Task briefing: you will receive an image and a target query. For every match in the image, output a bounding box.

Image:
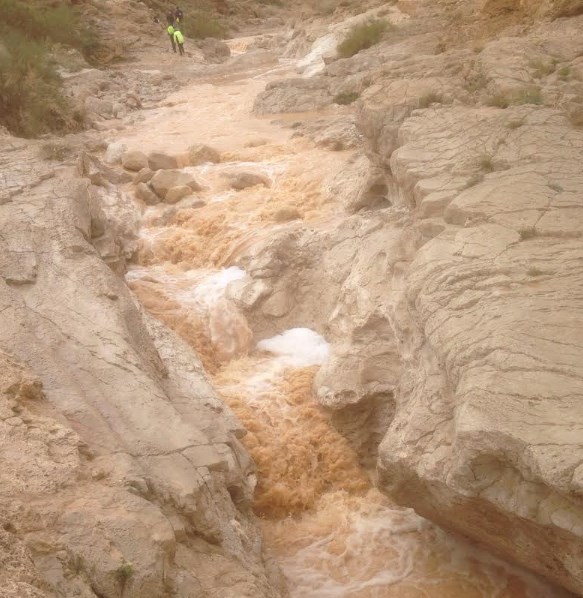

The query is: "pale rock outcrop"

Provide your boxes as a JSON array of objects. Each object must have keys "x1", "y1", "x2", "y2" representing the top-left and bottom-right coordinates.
[
  {"x1": 0, "y1": 141, "x2": 284, "y2": 597},
  {"x1": 103, "y1": 141, "x2": 127, "y2": 165},
  {"x1": 238, "y1": 9, "x2": 583, "y2": 593},
  {"x1": 253, "y1": 78, "x2": 332, "y2": 114}
]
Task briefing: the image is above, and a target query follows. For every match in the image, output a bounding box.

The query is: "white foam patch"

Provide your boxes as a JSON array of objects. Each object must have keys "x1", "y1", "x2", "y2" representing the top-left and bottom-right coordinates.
[
  {"x1": 186, "y1": 266, "x2": 246, "y2": 308},
  {"x1": 257, "y1": 328, "x2": 330, "y2": 367}
]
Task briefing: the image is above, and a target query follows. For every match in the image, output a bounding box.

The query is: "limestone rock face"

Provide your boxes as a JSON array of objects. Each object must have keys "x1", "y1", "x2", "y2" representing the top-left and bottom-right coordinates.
[
  {"x1": 0, "y1": 141, "x2": 283, "y2": 598},
  {"x1": 253, "y1": 78, "x2": 332, "y2": 114},
  {"x1": 238, "y1": 8, "x2": 583, "y2": 594}
]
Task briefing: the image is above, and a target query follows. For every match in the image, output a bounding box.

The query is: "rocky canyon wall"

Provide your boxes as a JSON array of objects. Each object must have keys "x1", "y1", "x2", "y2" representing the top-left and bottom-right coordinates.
[
  {"x1": 235, "y1": 1, "x2": 583, "y2": 593},
  {"x1": 0, "y1": 134, "x2": 284, "y2": 597}
]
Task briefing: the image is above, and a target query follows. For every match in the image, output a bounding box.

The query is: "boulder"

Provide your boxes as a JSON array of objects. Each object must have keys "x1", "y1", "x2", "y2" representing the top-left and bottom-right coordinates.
[
  {"x1": 77, "y1": 152, "x2": 132, "y2": 187},
  {"x1": 148, "y1": 152, "x2": 179, "y2": 171},
  {"x1": 122, "y1": 150, "x2": 149, "y2": 172},
  {"x1": 134, "y1": 167, "x2": 154, "y2": 184},
  {"x1": 150, "y1": 169, "x2": 201, "y2": 198},
  {"x1": 188, "y1": 143, "x2": 221, "y2": 166},
  {"x1": 103, "y1": 141, "x2": 126, "y2": 165},
  {"x1": 135, "y1": 182, "x2": 160, "y2": 205},
  {"x1": 228, "y1": 172, "x2": 270, "y2": 190},
  {"x1": 85, "y1": 96, "x2": 113, "y2": 118},
  {"x1": 273, "y1": 206, "x2": 301, "y2": 222},
  {"x1": 199, "y1": 38, "x2": 231, "y2": 63},
  {"x1": 165, "y1": 185, "x2": 193, "y2": 204}
]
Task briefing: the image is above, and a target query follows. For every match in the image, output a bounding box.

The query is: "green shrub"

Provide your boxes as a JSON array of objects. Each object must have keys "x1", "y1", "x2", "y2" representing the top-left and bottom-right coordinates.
[
  {"x1": 182, "y1": 11, "x2": 225, "y2": 39},
  {"x1": 559, "y1": 65, "x2": 571, "y2": 80},
  {"x1": 334, "y1": 91, "x2": 360, "y2": 105},
  {"x1": 0, "y1": 32, "x2": 74, "y2": 137},
  {"x1": 507, "y1": 117, "x2": 525, "y2": 129},
  {"x1": 515, "y1": 87, "x2": 543, "y2": 105},
  {"x1": 0, "y1": 0, "x2": 98, "y2": 59},
  {"x1": 529, "y1": 58, "x2": 555, "y2": 79},
  {"x1": 0, "y1": 0, "x2": 98, "y2": 136},
  {"x1": 338, "y1": 19, "x2": 388, "y2": 58},
  {"x1": 486, "y1": 87, "x2": 543, "y2": 109},
  {"x1": 478, "y1": 154, "x2": 495, "y2": 172},
  {"x1": 486, "y1": 93, "x2": 511, "y2": 108}
]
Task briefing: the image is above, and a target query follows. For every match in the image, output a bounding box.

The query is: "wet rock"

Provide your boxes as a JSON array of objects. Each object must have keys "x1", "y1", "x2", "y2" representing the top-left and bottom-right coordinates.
[
  {"x1": 77, "y1": 152, "x2": 132, "y2": 187},
  {"x1": 122, "y1": 150, "x2": 149, "y2": 171},
  {"x1": 85, "y1": 96, "x2": 113, "y2": 118},
  {"x1": 165, "y1": 185, "x2": 193, "y2": 204},
  {"x1": 148, "y1": 151, "x2": 179, "y2": 171},
  {"x1": 188, "y1": 143, "x2": 221, "y2": 166},
  {"x1": 103, "y1": 141, "x2": 126, "y2": 165},
  {"x1": 273, "y1": 206, "x2": 301, "y2": 222},
  {"x1": 135, "y1": 182, "x2": 160, "y2": 205},
  {"x1": 199, "y1": 38, "x2": 231, "y2": 63},
  {"x1": 228, "y1": 171, "x2": 271, "y2": 190},
  {"x1": 150, "y1": 169, "x2": 201, "y2": 199},
  {"x1": 134, "y1": 167, "x2": 154, "y2": 184}
]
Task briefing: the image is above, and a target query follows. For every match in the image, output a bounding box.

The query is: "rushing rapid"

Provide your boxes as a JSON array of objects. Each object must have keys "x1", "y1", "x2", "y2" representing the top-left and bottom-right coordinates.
[{"x1": 122, "y1": 39, "x2": 569, "y2": 598}]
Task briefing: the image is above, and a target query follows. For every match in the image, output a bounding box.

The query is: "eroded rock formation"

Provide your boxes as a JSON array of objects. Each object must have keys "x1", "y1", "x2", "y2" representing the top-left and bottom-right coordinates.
[{"x1": 0, "y1": 139, "x2": 284, "y2": 597}]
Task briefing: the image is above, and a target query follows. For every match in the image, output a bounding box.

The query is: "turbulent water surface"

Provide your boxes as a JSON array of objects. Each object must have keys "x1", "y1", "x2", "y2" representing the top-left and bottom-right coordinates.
[{"x1": 122, "y1": 39, "x2": 567, "y2": 598}]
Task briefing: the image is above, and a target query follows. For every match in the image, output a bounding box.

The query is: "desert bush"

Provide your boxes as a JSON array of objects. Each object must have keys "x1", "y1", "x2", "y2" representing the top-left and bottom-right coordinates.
[
  {"x1": 182, "y1": 11, "x2": 225, "y2": 38},
  {"x1": 334, "y1": 91, "x2": 360, "y2": 105},
  {"x1": 559, "y1": 65, "x2": 571, "y2": 80},
  {"x1": 338, "y1": 19, "x2": 388, "y2": 58},
  {"x1": 486, "y1": 87, "x2": 543, "y2": 109},
  {"x1": 529, "y1": 57, "x2": 555, "y2": 79},
  {"x1": 0, "y1": 0, "x2": 98, "y2": 136},
  {"x1": 0, "y1": 32, "x2": 73, "y2": 137},
  {"x1": 0, "y1": 0, "x2": 98, "y2": 59}
]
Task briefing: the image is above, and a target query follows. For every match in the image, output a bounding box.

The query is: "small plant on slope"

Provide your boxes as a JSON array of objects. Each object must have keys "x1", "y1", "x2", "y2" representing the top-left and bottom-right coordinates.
[{"x1": 338, "y1": 19, "x2": 388, "y2": 58}]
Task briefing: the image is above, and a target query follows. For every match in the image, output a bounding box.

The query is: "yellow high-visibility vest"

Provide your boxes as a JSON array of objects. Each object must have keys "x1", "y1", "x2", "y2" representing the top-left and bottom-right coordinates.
[
  {"x1": 173, "y1": 30, "x2": 184, "y2": 44},
  {"x1": 167, "y1": 25, "x2": 175, "y2": 35}
]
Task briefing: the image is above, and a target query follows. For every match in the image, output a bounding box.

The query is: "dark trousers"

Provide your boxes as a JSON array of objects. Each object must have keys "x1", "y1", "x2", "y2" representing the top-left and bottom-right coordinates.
[
  {"x1": 169, "y1": 34, "x2": 176, "y2": 53},
  {"x1": 177, "y1": 42, "x2": 184, "y2": 56}
]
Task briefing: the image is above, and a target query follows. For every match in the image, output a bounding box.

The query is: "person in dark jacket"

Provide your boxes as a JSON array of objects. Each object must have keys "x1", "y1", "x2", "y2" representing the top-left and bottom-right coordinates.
[{"x1": 174, "y1": 5, "x2": 184, "y2": 29}]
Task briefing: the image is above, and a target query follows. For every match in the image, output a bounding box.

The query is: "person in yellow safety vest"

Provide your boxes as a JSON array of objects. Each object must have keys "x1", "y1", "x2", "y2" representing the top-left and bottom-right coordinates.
[
  {"x1": 173, "y1": 28, "x2": 185, "y2": 56},
  {"x1": 167, "y1": 23, "x2": 177, "y2": 53}
]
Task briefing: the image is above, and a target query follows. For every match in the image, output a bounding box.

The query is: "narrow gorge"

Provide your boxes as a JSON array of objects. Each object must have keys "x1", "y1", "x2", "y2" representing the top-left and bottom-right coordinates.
[{"x1": 1, "y1": 0, "x2": 582, "y2": 597}]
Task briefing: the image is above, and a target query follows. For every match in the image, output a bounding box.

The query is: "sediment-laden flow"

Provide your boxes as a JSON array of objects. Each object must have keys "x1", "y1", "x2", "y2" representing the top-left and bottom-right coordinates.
[{"x1": 122, "y1": 57, "x2": 568, "y2": 597}]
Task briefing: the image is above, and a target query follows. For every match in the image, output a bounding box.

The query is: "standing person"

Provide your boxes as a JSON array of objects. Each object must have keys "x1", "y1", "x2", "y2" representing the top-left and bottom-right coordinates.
[
  {"x1": 174, "y1": 5, "x2": 184, "y2": 29},
  {"x1": 167, "y1": 21, "x2": 177, "y2": 53},
  {"x1": 173, "y1": 28, "x2": 185, "y2": 56}
]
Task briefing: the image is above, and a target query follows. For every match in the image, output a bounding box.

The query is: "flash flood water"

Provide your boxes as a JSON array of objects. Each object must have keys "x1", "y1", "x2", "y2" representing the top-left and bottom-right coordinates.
[{"x1": 120, "y1": 36, "x2": 568, "y2": 598}]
